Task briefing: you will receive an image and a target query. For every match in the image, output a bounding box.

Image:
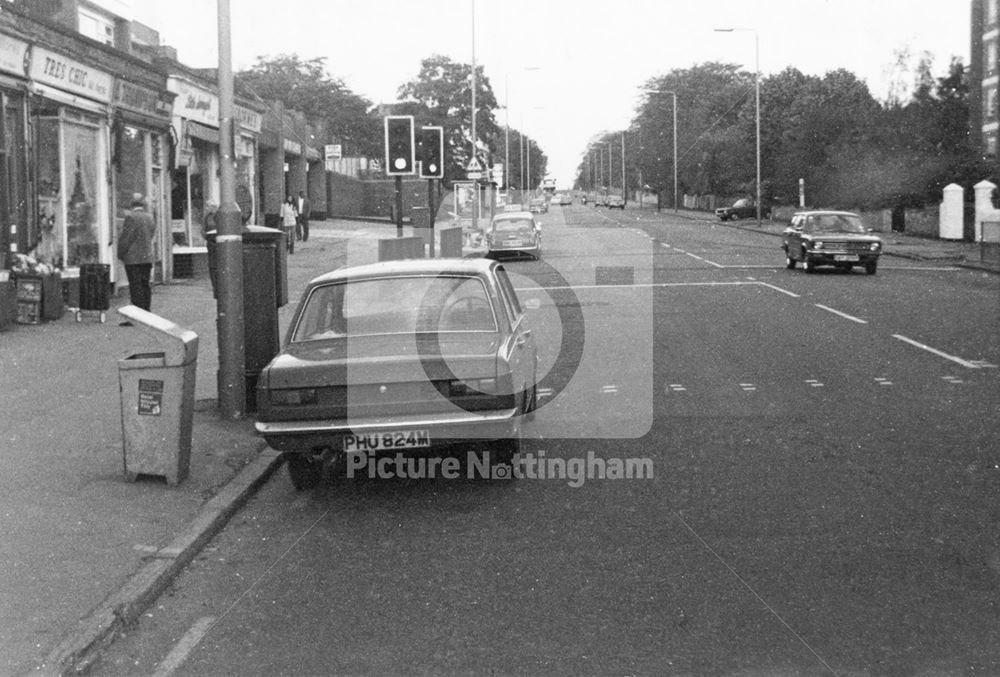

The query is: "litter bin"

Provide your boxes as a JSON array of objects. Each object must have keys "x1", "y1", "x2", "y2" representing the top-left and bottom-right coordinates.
[{"x1": 116, "y1": 305, "x2": 198, "y2": 485}]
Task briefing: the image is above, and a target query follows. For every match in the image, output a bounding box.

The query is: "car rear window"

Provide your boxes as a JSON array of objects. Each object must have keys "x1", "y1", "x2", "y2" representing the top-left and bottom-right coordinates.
[
  {"x1": 493, "y1": 219, "x2": 534, "y2": 232},
  {"x1": 292, "y1": 275, "x2": 498, "y2": 341}
]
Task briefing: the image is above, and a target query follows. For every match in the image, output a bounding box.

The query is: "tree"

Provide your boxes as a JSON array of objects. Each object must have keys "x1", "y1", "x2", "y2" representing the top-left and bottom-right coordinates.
[{"x1": 235, "y1": 55, "x2": 381, "y2": 157}]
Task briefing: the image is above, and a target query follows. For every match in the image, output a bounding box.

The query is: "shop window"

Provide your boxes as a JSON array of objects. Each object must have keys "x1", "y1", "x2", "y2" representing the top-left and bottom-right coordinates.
[
  {"x1": 986, "y1": 38, "x2": 998, "y2": 78},
  {"x1": 34, "y1": 118, "x2": 63, "y2": 266},
  {"x1": 64, "y1": 123, "x2": 100, "y2": 266},
  {"x1": 116, "y1": 126, "x2": 146, "y2": 218},
  {"x1": 986, "y1": 86, "x2": 999, "y2": 123}
]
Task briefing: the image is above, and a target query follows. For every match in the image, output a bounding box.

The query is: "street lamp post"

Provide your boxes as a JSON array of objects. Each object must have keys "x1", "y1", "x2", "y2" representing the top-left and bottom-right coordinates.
[
  {"x1": 715, "y1": 27, "x2": 761, "y2": 225},
  {"x1": 644, "y1": 89, "x2": 678, "y2": 212}
]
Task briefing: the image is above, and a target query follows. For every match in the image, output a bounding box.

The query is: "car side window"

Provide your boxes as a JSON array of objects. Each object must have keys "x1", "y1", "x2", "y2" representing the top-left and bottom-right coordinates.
[{"x1": 495, "y1": 266, "x2": 522, "y2": 324}]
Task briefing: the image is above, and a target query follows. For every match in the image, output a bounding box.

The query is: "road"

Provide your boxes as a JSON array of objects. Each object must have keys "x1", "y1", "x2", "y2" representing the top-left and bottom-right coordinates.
[{"x1": 91, "y1": 203, "x2": 1000, "y2": 676}]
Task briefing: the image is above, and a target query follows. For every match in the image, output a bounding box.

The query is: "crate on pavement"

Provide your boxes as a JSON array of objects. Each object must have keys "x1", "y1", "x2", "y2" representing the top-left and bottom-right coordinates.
[
  {"x1": 76, "y1": 263, "x2": 110, "y2": 323},
  {"x1": 13, "y1": 272, "x2": 62, "y2": 324}
]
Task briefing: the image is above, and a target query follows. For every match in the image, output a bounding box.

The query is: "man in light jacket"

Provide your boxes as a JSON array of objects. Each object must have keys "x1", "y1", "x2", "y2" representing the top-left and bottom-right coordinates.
[{"x1": 117, "y1": 193, "x2": 156, "y2": 320}]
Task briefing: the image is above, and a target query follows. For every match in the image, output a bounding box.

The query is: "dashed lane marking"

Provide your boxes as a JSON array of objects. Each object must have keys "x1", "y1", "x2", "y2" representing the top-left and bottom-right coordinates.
[
  {"x1": 814, "y1": 303, "x2": 868, "y2": 324},
  {"x1": 601, "y1": 384, "x2": 619, "y2": 394},
  {"x1": 874, "y1": 377, "x2": 894, "y2": 386},
  {"x1": 739, "y1": 383, "x2": 757, "y2": 392},
  {"x1": 969, "y1": 359, "x2": 999, "y2": 368},
  {"x1": 537, "y1": 388, "x2": 555, "y2": 399},
  {"x1": 152, "y1": 616, "x2": 217, "y2": 677},
  {"x1": 805, "y1": 379, "x2": 825, "y2": 387},
  {"x1": 665, "y1": 384, "x2": 687, "y2": 393},
  {"x1": 756, "y1": 282, "x2": 801, "y2": 298},
  {"x1": 942, "y1": 375, "x2": 965, "y2": 384}
]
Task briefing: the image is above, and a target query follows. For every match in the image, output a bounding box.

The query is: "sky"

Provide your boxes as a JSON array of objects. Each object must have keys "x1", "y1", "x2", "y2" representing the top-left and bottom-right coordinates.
[{"x1": 118, "y1": 0, "x2": 970, "y2": 188}]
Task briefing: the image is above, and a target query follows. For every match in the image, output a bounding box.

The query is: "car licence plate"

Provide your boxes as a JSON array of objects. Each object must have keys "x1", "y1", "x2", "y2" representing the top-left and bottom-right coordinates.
[
  {"x1": 834, "y1": 255, "x2": 859, "y2": 262},
  {"x1": 343, "y1": 430, "x2": 431, "y2": 452},
  {"x1": 504, "y1": 240, "x2": 522, "y2": 247}
]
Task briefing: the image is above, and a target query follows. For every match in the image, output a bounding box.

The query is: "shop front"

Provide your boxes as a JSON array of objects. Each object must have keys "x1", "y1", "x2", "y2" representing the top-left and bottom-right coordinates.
[
  {"x1": 28, "y1": 45, "x2": 113, "y2": 276},
  {"x1": 0, "y1": 33, "x2": 30, "y2": 269},
  {"x1": 112, "y1": 79, "x2": 174, "y2": 283}
]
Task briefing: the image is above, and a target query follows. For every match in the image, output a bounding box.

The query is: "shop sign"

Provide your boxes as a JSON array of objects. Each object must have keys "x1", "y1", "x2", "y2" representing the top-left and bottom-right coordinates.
[
  {"x1": 114, "y1": 79, "x2": 173, "y2": 122},
  {"x1": 0, "y1": 34, "x2": 29, "y2": 77},
  {"x1": 29, "y1": 46, "x2": 112, "y2": 103},
  {"x1": 325, "y1": 144, "x2": 342, "y2": 160},
  {"x1": 234, "y1": 105, "x2": 262, "y2": 133},
  {"x1": 283, "y1": 138, "x2": 302, "y2": 155},
  {"x1": 167, "y1": 76, "x2": 218, "y2": 127}
]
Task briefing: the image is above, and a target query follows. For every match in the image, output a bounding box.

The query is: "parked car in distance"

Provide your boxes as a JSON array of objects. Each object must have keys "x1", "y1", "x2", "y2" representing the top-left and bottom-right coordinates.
[
  {"x1": 606, "y1": 195, "x2": 625, "y2": 209},
  {"x1": 715, "y1": 198, "x2": 769, "y2": 221},
  {"x1": 255, "y1": 259, "x2": 538, "y2": 489},
  {"x1": 593, "y1": 194, "x2": 607, "y2": 207},
  {"x1": 782, "y1": 210, "x2": 883, "y2": 274},
  {"x1": 529, "y1": 197, "x2": 548, "y2": 214},
  {"x1": 558, "y1": 193, "x2": 572, "y2": 206},
  {"x1": 486, "y1": 211, "x2": 541, "y2": 260}
]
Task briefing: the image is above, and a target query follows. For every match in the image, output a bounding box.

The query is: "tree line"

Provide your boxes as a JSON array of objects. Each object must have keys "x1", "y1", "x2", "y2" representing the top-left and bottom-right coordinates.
[
  {"x1": 581, "y1": 56, "x2": 995, "y2": 210},
  {"x1": 234, "y1": 54, "x2": 547, "y2": 189}
]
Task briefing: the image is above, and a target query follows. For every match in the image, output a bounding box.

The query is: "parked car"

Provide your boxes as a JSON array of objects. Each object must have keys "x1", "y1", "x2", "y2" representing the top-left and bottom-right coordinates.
[
  {"x1": 529, "y1": 197, "x2": 548, "y2": 214},
  {"x1": 255, "y1": 259, "x2": 538, "y2": 489},
  {"x1": 594, "y1": 195, "x2": 607, "y2": 207},
  {"x1": 486, "y1": 211, "x2": 541, "y2": 260},
  {"x1": 606, "y1": 195, "x2": 625, "y2": 209},
  {"x1": 782, "y1": 211, "x2": 883, "y2": 274},
  {"x1": 558, "y1": 193, "x2": 572, "y2": 206},
  {"x1": 715, "y1": 198, "x2": 770, "y2": 221}
]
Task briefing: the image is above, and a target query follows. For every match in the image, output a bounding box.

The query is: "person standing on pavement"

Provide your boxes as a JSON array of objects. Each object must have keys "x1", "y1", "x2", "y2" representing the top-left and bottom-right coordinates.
[
  {"x1": 117, "y1": 193, "x2": 156, "y2": 322},
  {"x1": 280, "y1": 194, "x2": 298, "y2": 254},
  {"x1": 296, "y1": 190, "x2": 311, "y2": 242}
]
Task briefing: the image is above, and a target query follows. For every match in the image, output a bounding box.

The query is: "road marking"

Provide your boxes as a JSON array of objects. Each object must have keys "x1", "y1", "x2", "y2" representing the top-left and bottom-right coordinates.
[
  {"x1": 152, "y1": 616, "x2": 217, "y2": 677},
  {"x1": 602, "y1": 384, "x2": 619, "y2": 394},
  {"x1": 537, "y1": 387, "x2": 555, "y2": 398},
  {"x1": 814, "y1": 304, "x2": 868, "y2": 324},
  {"x1": 942, "y1": 375, "x2": 965, "y2": 384},
  {"x1": 874, "y1": 377, "x2": 894, "y2": 386},
  {"x1": 892, "y1": 334, "x2": 983, "y2": 369},
  {"x1": 805, "y1": 379, "x2": 825, "y2": 387},
  {"x1": 755, "y1": 282, "x2": 801, "y2": 298},
  {"x1": 682, "y1": 252, "x2": 725, "y2": 268},
  {"x1": 665, "y1": 384, "x2": 687, "y2": 392},
  {"x1": 739, "y1": 382, "x2": 757, "y2": 392},
  {"x1": 969, "y1": 359, "x2": 999, "y2": 368}
]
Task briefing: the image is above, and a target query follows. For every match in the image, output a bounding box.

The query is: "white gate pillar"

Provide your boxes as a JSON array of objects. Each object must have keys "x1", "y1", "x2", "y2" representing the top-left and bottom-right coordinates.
[
  {"x1": 974, "y1": 180, "x2": 999, "y2": 242},
  {"x1": 939, "y1": 183, "x2": 964, "y2": 240}
]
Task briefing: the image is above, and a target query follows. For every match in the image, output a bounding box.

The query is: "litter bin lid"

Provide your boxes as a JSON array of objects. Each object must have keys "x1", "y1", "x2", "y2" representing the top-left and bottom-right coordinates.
[
  {"x1": 116, "y1": 305, "x2": 199, "y2": 366},
  {"x1": 242, "y1": 225, "x2": 283, "y2": 243}
]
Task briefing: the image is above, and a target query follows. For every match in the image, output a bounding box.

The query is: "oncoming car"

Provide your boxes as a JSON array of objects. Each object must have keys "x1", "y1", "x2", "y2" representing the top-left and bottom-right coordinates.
[
  {"x1": 254, "y1": 259, "x2": 539, "y2": 489},
  {"x1": 486, "y1": 211, "x2": 541, "y2": 260},
  {"x1": 782, "y1": 210, "x2": 883, "y2": 274}
]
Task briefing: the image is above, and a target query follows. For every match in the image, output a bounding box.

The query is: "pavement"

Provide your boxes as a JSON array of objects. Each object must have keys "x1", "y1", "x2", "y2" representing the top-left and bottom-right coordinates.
[{"x1": 0, "y1": 208, "x2": 994, "y2": 676}]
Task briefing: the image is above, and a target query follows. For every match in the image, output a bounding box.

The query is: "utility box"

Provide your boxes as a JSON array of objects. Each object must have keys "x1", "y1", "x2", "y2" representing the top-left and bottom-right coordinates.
[{"x1": 117, "y1": 306, "x2": 199, "y2": 486}]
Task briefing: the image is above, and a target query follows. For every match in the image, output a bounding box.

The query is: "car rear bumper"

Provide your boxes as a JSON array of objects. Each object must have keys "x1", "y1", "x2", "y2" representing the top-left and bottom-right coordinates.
[
  {"x1": 804, "y1": 252, "x2": 880, "y2": 264},
  {"x1": 256, "y1": 408, "x2": 520, "y2": 452}
]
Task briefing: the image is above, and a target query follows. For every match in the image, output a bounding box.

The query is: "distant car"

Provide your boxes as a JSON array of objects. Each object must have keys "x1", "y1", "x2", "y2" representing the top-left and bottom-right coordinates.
[
  {"x1": 593, "y1": 195, "x2": 607, "y2": 207},
  {"x1": 558, "y1": 193, "x2": 572, "y2": 206},
  {"x1": 606, "y1": 195, "x2": 625, "y2": 209},
  {"x1": 529, "y1": 198, "x2": 547, "y2": 214},
  {"x1": 486, "y1": 211, "x2": 541, "y2": 260},
  {"x1": 782, "y1": 211, "x2": 883, "y2": 274},
  {"x1": 255, "y1": 258, "x2": 538, "y2": 489},
  {"x1": 715, "y1": 198, "x2": 769, "y2": 221}
]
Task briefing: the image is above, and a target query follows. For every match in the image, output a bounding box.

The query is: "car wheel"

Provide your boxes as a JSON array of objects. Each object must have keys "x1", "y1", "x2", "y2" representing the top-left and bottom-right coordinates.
[
  {"x1": 729, "y1": 212, "x2": 739, "y2": 221},
  {"x1": 286, "y1": 454, "x2": 323, "y2": 490},
  {"x1": 802, "y1": 258, "x2": 815, "y2": 274},
  {"x1": 865, "y1": 261, "x2": 878, "y2": 275},
  {"x1": 785, "y1": 255, "x2": 796, "y2": 269}
]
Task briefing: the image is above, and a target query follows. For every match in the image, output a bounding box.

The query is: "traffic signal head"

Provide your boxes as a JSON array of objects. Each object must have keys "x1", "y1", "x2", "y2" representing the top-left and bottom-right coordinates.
[
  {"x1": 418, "y1": 126, "x2": 444, "y2": 179},
  {"x1": 384, "y1": 116, "x2": 415, "y2": 175}
]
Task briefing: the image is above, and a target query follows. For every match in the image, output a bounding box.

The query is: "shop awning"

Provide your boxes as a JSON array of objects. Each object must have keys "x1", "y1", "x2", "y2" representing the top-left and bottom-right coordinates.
[{"x1": 185, "y1": 120, "x2": 218, "y2": 144}]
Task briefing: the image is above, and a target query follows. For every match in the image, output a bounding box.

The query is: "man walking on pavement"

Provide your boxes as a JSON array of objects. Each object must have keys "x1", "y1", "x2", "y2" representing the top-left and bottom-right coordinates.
[
  {"x1": 296, "y1": 190, "x2": 310, "y2": 242},
  {"x1": 117, "y1": 193, "x2": 156, "y2": 324}
]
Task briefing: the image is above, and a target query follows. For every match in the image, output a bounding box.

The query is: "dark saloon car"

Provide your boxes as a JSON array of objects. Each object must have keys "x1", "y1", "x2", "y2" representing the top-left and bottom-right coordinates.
[
  {"x1": 782, "y1": 211, "x2": 883, "y2": 274},
  {"x1": 715, "y1": 198, "x2": 769, "y2": 221},
  {"x1": 606, "y1": 195, "x2": 625, "y2": 209},
  {"x1": 255, "y1": 259, "x2": 538, "y2": 489},
  {"x1": 486, "y1": 211, "x2": 541, "y2": 259}
]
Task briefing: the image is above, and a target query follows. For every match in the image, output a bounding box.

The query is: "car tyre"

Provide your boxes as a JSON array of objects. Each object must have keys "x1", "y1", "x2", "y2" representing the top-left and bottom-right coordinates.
[
  {"x1": 865, "y1": 261, "x2": 878, "y2": 275},
  {"x1": 729, "y1": 213, "x2": 739, "y2": 221},
  {"x1": 286, "y1": 453, "x2": 323, "y2": 490},
  {"x1": 802, "y1": 258, "x2": 815, "y2": 274},
  {"x1": 785, "y1": 255, "x2": 796, "y2": 269}
]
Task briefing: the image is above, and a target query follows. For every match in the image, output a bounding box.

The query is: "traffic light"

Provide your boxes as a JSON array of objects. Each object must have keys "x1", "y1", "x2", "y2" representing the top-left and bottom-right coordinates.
[
  {"x1": 384, "y1": 115, "x2": 415, "y2": 175},
  {"x1": 418, "y1": 126, "x2": 444, "y2": 179}
]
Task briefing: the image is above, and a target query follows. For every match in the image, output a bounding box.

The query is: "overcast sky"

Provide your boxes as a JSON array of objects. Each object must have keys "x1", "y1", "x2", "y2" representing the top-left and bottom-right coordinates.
[{"x1": 124, "y1": 0, "x2": 970, "y2": 188}]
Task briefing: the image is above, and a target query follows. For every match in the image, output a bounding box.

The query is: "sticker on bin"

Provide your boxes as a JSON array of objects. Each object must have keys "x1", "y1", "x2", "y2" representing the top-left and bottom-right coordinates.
[{"x1": 138, "y1": 379, "x2": 164, "y2": 416}]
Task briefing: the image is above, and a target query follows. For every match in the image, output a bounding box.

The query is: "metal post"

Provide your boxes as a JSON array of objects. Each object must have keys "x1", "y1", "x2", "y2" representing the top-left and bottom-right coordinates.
[
  {"x1": 621, "y1": 131, "x2": 626, "y2": 205},
  {"x1": 672, "y1": 93, "x2": 678, "y2": 212},
  {"x1": 470, "y1": 0, "x2": 478, "y2": 234},
  {"x1": 394, "y1": 175, "x2": 403, "y2": 237},
  {"x1": 215, "y1": 0, "x2": 245, "y2": 419},
  {"x1": 754, "y1": 31, "x2": 761, "y2": 225},
  {"x1": 428, "y1": 178, "x2": 435, "y2": 257}
]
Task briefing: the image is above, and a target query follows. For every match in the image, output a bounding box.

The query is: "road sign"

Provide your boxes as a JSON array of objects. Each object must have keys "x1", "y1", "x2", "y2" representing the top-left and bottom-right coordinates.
[
  {"x1": 467, "y1": 171, "x2": 482, "y2": 180},
  {"x1": 465, "y1": 158, "x2": 483, "y2": 173}
]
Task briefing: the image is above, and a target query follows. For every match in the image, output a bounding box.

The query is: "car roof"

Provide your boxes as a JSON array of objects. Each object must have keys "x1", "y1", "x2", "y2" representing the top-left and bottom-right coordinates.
[
  {"x1": 307, "y1": 258, "x2": 499, "y2": 286},
  {"x1": 793, "y1": 210, "x2": 860, "y2": 217},
  {"x1": 492, "y1": 211, "x2": 534, "y2": 221}
]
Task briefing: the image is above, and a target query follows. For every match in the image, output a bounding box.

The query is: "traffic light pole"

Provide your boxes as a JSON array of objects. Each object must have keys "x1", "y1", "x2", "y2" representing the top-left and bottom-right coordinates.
[
  {"x1": 394, "y1": 175, "x2": 403, "y2": 237},
  {"x1": 427, "y1": 178, "x2": 436, "y2": 257}
]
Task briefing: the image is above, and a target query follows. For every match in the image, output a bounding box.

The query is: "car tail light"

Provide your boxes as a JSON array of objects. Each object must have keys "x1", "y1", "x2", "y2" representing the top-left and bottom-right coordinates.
[
  {"x1": 270, "y1": 388, "x2": 318, "y2": 405},
  {"x1": 443, "y1": 377, "x2": 498, "y2": 397}
]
